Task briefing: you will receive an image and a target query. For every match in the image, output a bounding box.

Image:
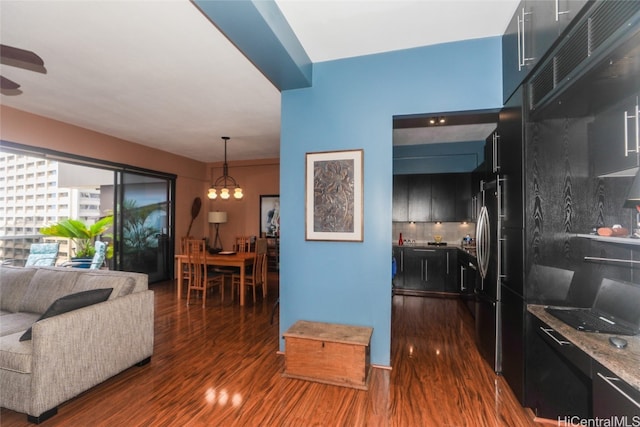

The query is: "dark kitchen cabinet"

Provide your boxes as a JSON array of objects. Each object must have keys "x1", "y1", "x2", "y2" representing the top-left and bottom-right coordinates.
[
  {"x1": 431, "y1": 175, "x2": 455, "y2": 222},
  {"x1": 393, "y1": 173, "x2": 472, "y2": 222},
  {"x1": 589, "y1": 93, "x2": 640, "y2": 177},
  {"x1": 503, "y1": 0, "x2": 589, "y2": 104},
  {"x1": 454, "y1": 174, "x2": 473, "y2": 221},
  {"x1": 554, "y1": 1, "x2": 590, "y2": 35},
  {"x1": 392, "y1": 175, "x2": 410, "y2": 222},
  {"x1": 526, "y1": 314, "x2": 592, "y2": 419},
  {"x1": 529, "y1": 0, "x2": 589, "y2": 68},
  {"x1": 408, "y1": 174, "x2": 432, "y2": 222},
  {"x1": 397, "y1": 248, "x2": 456, "y2": 293},
  {"x1": 593, "y1": 361, "x2": 640, "y2": 418},
  {"x1": 500, "y1": 286, "x2": 526, "y2": 403},
  {"x1": 503, "y1": 1, "x2": 534, "y2": 103}
]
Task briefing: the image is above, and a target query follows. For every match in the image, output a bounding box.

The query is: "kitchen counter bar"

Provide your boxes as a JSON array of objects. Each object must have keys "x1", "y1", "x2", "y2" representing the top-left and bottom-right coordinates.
[{"x1": 528, "y1": 305, "x2": 640, "y2": 392}]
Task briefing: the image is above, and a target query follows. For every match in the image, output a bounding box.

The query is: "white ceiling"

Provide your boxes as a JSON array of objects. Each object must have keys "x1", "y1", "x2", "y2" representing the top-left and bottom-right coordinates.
[{"x1": 0, "y1": 0, "x2": 518, "y2": 163}]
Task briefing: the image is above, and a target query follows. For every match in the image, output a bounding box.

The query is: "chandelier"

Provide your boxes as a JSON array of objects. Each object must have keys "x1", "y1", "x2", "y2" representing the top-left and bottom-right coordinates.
[{"x1": 207, "y1": 137, "x2": 243, "y2": 200}]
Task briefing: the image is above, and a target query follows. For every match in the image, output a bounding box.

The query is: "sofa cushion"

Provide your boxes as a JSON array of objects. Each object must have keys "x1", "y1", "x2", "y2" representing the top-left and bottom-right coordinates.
[
  {"x1": 0, "y1": 266, "x2": 37, "y2": 312},
  {"x1": 19, "y1": 268, "x2": 81, "y2": 314},
  {"x1": 0, "y1": 332, "x2": 32, "y2": 373},
  {"x1": 19, "y1": 288, "x2": 113, "y2": 341},
  {"x1": 73, "y1": 273, "x2": 135, "y2": 300},
  {"x1": 0, "y1": 312, "x2": 40, "y2": 337}
]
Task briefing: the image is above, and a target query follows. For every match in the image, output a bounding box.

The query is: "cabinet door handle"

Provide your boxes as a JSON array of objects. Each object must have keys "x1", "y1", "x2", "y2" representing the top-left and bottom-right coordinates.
[
  {"x1": 555, "y1": 0, "x2": 569, "y2": 21},
  {"x1": 460, "y1": 265, "x2": 466, "y2": 290},
  {"x1": 492, "y1": 133, "x2": 500, "y2": 173},
  {"x1": 517, "y1": 8, "x2": 534, "y2": 70},
  {"x1": 446, "y1": 252, "x2": 449, "y2": 274},
  {"x1": 624, "y1": 98, "x2": 639, "y2": 157},
  {"x1": 540, "y1": 327, "x2": 571, "y2": 346},
  {"x1": 596, "y1": 373, "x2": 640, "y2": 409}
]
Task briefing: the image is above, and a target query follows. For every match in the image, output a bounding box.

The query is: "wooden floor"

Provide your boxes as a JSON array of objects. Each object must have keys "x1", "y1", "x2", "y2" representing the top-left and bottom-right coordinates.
[{"x1": 1, "y1": 273, "x2": 542, "y2": 426}]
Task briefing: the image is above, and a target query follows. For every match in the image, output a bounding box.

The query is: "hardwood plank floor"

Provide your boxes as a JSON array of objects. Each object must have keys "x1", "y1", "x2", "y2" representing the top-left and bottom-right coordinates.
[{"x1": 1, "y1": 274, "x2": 542, "y2": 426}]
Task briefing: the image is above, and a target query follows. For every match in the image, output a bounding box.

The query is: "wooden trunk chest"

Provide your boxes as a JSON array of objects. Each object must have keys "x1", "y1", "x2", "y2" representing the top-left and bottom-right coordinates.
[{"x1": 282, "y1": 320, "x2": 373, "y2": 390}]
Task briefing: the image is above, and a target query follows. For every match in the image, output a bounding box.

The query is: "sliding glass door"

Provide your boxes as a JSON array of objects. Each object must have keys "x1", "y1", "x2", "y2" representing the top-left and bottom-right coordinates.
[
  {"x1": 114, "y1": 172, "x2": 173, "y2": 283},
  {"x1": 1, "y1": 141, "x2": 175, "y2": 283}
]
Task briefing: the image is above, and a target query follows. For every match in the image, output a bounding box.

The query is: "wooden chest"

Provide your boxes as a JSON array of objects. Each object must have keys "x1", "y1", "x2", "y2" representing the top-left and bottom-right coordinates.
[{"x1": 282, "y1": 320, "x2": 373, "y2": 390}]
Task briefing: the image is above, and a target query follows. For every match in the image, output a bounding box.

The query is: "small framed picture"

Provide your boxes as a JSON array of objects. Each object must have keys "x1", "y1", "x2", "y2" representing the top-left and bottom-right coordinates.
[
  {"x1": 305, "y1": 149, "x2": 363, "y2": 242},
  {"x1": 260, "y1": 195, "x2": 280, "y2": 237}
]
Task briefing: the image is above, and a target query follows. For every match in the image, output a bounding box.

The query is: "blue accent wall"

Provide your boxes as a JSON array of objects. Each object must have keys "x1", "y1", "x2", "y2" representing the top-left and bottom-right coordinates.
[{"x1": 280, "y1": 37, "x2": 503, "y2": 366}]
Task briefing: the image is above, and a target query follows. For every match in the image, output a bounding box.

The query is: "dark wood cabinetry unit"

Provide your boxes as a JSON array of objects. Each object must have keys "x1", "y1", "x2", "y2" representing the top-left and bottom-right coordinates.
[
  {"x1": 526, "y1": 314, "x2": 592, "y2": 419},
  {"x1": 407, "y1": 174, "x2": 432, "y2": 222},
  {"x1": 589, "y1": 93, "x2": 640, "y2": 177},
  {"x1": 430, "y1": 175, "x2": 456, "y2": 222},
  {"x1": 393, "y1": 247, "x2": 457, "y2": 294},
  {"x1": 593, "y1": 361, "x2": 640, "y2": 419},
  {"x1": 503, "y1": 0, "x2": 589, "y2": 103},
  {"x1": 392, "y1": 175, "x2": 409, "y2": 222},
  {"x1": 501, "y1": 0, "x2": 640, "y2": 419},
  {"x1": 393, "y1": 173, "x2": 472, "y2": 222}
]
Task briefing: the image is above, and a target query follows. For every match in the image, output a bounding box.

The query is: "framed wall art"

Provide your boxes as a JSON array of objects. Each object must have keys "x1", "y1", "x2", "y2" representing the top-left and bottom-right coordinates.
[
  {"x1": 260, "y1": 195, "x2": 280, "y2": 237},
  {"x1": 305, "y1": 149, "x2": 363, "y2": 242}
]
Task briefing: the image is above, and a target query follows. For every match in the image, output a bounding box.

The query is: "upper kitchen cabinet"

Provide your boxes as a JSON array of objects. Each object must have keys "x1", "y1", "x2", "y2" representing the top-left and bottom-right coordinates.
[
  {"x1": 392, "y1": 173, "x2": 472, "y2": 222},
  {"x1": 393, "y1": 175, "x2": 410, "y2": 222},
  {"x1": 393, "y1": 174, "x2": 432, "y2": 222},
  {"x1": 431, "y1": 174, "x2": 456, "y2": 222},
  {"x1": 589, "y1": 93, "x2": 640, "y2": 177},
  {"x1": 503, "y1": 0, "x2": 590, "y2": 104},
  {"x1": 408, "y1": 174, "x2": 432, "y2": 222},
  {"x1": 503, "y1": 1, "x2": 533, "y2": 104}
]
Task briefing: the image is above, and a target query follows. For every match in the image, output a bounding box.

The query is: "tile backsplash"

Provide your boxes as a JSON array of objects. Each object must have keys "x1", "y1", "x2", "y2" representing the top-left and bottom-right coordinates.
[{"x1": 393, "y1": 222, "x2": 476, "y2": 246}]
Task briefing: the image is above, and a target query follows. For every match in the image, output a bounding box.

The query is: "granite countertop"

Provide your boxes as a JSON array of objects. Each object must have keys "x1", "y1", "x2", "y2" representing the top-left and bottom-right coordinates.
[{"x1": 528, "y1": 305, "x2": 640, "y2": 392}]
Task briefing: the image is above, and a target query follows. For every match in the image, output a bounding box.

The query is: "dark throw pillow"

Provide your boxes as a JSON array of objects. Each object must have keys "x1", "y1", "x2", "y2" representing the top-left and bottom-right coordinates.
[{"x1": 19, "y1": 288, "x2": 113, "y2": 342}]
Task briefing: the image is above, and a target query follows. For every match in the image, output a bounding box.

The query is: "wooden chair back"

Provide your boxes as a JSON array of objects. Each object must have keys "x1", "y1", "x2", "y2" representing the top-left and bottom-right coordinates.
[
  {"x1": 185, "y1": 238, "x2": 225, "y2": 307},
  {"x1": 185, "y1": 239, "x2": 206, "y2": 290},
  {"x1": 232, "y1": 238, "x2": 268, "y2": 303},
  {"x1": 235, "y1": 236, "x2": 254, "y2": 253}
]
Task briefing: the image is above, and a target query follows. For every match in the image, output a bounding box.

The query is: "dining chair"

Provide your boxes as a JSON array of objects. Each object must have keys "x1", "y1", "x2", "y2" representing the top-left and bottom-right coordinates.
[
  {"x1": 232, "y1": 238, "x2": 267, "y2": 303},
  {"x1": 215, "y1": 235, "x2": 254, "y2": 284},
  {"x1": 180, "y1": 236, "x2": 193, "y2": 290},
  {"x1": 185, "y1": 239, "x2": 224, "y2": 307},
  {"x1": 234, "y1": 236, "x2": 255, "y2": 253}
]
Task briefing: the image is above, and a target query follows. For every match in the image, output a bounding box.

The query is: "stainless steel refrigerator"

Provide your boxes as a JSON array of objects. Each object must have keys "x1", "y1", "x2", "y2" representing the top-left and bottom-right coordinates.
[{"x1": 475, "y1": 178, "x2": 502, "y2": 373}]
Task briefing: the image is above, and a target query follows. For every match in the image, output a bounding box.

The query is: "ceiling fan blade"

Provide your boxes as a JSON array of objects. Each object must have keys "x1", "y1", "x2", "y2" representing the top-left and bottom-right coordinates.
[
  {"x1": 0, "y1": 75, "x2": 23, "y2": 96},
  {"x1": 0, "y1": 44, "x2": 46, "y2": 74}
]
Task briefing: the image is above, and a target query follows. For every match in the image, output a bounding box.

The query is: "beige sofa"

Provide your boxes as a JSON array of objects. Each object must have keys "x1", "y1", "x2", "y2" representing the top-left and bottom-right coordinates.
[{"x1": 0, "y1": 265, "x2": 154, "y2": 423}]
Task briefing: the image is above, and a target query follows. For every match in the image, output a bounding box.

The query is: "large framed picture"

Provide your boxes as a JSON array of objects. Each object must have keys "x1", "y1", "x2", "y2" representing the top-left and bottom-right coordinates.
[
  {"x1": 305, "y1": 149, "x2": 363, "y2": 242},
  {"x1": 260, "y1": 195, "x2": 280, "y2": 237}
]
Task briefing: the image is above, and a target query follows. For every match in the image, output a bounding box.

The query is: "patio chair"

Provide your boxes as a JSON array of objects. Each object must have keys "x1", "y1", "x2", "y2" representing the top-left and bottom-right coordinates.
[
  {"x1": 1, "y1": 242, "x2": 59, "y2": 267},
  {"x1": 61, "y1": 241, "x2": 108, "y2": 269}
]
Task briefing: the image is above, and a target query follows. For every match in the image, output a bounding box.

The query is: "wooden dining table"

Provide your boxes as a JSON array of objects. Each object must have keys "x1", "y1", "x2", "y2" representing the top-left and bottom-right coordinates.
[{"x1": 174, "y1": 252, "x2": 255, "y2": 306}]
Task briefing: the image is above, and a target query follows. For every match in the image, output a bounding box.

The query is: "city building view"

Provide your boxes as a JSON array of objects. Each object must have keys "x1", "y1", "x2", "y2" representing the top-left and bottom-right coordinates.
[{"x1": 0, "y1": 152, "x2": 107, "y2": 264}]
